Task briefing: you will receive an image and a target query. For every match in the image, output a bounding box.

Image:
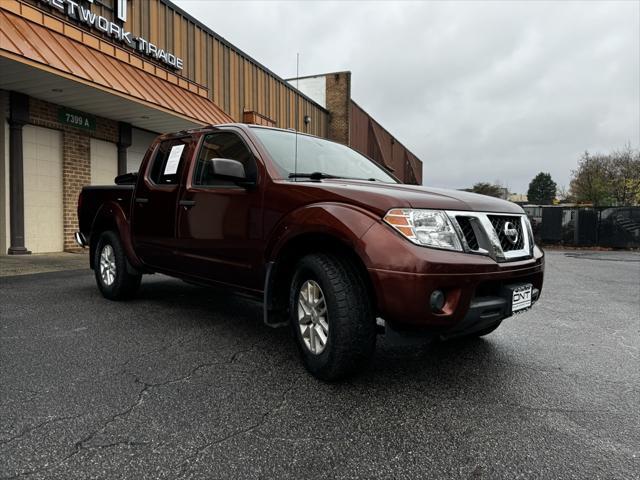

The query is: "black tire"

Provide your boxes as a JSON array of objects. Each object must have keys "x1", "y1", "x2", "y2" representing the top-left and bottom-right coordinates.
[
  {"x1": 289, "y1": 253, "x2": 376, "y2": 381},
  {"x1": 93, "y1": 230, "x2": 141, "y2": 300}
]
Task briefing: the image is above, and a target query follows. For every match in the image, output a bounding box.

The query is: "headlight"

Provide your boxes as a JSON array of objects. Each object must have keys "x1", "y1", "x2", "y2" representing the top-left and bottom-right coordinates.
[{"x1": 383, "y1": 209, "x2": 463, "y2": 251}]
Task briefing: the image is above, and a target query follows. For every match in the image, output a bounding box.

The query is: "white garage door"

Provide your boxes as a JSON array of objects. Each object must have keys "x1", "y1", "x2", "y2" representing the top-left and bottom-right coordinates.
[
  {"x1": 23, "y1": 125, "x2": 63, "y2": 253},
  {"x1": 128, "y1": 128, "x2": 157, "y2": 173},
  {"x1": 90, "y1": 138, "x2": 118, "y2": 185}
]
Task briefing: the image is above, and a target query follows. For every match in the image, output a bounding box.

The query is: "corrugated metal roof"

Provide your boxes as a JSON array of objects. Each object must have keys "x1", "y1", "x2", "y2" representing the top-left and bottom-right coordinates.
[{"x1": 0, "y1": 9, "x2": 233, "y2": 126}]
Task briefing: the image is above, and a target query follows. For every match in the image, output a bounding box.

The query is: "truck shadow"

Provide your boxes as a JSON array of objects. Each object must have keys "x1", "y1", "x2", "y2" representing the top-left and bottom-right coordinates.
[{"x1": 107, "y1": 275, "x2": 508, "y2": 386}]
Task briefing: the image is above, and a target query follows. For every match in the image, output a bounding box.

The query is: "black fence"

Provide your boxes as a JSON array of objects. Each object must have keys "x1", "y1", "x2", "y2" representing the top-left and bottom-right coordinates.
[{"x1": 524, "y1": 206, "x2": 640, "y2": 248}]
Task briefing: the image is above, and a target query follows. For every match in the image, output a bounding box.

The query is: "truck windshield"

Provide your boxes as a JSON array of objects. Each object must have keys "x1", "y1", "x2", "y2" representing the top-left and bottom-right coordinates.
[{"x1": 250, "y1": 127, "x2": 398, "y2": 183}]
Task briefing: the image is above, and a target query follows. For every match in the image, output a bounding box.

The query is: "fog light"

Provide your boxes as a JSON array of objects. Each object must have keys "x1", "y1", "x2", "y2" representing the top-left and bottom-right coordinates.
[{"x1": 430, "y1": 290, "x2": 446, "y2": 313}]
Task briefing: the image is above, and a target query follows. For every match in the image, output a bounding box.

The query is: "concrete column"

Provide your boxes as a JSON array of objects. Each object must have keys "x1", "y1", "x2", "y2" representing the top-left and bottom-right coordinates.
[
  {"x1": 117, "y1": 122, "x2": 132, "y2": 175},
  {"x1": 7, "y1": 92, "x2": 30, "y2": 255}
]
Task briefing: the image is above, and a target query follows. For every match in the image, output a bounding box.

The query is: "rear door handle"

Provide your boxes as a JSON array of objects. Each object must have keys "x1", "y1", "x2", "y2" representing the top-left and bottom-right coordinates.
[
  {"x1": 135, "y1": 197, "x2": 149, "y2": 204},
  {"x1": 179, "y1": 200, "x2": 196, "y2": 207}
]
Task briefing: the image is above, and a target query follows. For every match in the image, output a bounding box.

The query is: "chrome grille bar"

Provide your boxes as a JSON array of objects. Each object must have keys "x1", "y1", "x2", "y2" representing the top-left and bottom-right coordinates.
[{"x1": 446, "y1": 211, "x2": 533, "y2": 262}]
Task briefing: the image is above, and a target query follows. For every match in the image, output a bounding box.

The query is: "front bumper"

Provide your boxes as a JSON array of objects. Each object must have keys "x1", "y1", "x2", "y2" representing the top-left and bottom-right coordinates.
[
  {"x1": 440, "y1": 287, "x2": 541, "y2": 339},
  {"x1": 361, "y1": 222, "x2": 545, "y2": 331}
]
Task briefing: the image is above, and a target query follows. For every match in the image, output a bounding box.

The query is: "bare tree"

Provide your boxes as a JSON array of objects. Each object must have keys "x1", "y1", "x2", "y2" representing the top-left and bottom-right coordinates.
[
  {"x1": 556, "y1": 184, "x2": 574, "y2": 203},
  {"x1": 609, "y1": 145, "x2": 640, "y2": 206},
  {"x1": 570, "y1": 147, "x2": 640, "y2": 206},
  {"x1": 463, "y1": 182, "x2": 506, "y2": 198}
]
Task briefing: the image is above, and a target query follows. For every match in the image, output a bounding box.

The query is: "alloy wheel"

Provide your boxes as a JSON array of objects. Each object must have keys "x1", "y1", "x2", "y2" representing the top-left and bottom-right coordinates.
[
  {"x1": 297, "y1": 280, "x2": 329, "y2": 354},
  {"x1": 99, "y1": 244, "x2": 116, "y2": 286}
]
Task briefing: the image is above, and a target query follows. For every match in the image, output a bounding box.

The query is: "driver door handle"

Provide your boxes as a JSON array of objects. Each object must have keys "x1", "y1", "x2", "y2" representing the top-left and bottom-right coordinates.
[{"x1": 179, "y1": 200, "x2": 196, "y2": 207}]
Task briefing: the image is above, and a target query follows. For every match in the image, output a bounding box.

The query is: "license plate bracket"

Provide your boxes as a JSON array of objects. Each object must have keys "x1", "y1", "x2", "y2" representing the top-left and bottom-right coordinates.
[{"x1": 502, "y1": 283, "x2": 533, "y2": 314}]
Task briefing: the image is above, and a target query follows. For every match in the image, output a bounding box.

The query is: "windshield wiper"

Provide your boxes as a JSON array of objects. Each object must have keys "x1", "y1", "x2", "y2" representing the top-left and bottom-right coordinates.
[
  {"x1": 289, "y1": 172, "x2": 342, "y2": 180},
  {"x1": 289, "y1": 172, "x2": 385, "y2": 182}
]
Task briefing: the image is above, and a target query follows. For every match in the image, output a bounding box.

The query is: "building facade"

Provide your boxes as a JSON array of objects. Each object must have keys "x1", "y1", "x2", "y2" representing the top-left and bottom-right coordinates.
[
  {"x1": 288, "y1": 72, "x2": 423, "y2": 185},
  {"x1": 1, "y1": 0, "x2": 423, "y2": 255}
]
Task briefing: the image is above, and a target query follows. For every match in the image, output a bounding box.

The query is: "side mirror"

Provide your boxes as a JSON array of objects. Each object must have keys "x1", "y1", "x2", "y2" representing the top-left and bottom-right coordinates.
[
  {"x1": 208, "y1": 158, "x2": 246, "y2": 180},
  {"x1": 115, "y1": 172, "x2": 138, "y2": 185}
]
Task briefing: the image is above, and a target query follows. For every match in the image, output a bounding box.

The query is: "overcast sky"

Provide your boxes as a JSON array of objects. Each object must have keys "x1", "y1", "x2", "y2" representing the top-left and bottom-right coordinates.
[{"x1": 174, "y1": 0, "x2": 639, "y2": 192}]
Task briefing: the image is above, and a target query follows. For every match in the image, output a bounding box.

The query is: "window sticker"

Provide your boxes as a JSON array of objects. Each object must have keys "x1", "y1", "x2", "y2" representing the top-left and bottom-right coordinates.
[{"x1": 164, "y1": 144, "x2": 185, "y2": 175}]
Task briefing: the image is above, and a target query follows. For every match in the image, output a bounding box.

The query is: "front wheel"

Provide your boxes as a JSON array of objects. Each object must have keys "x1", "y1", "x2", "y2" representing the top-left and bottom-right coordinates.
[
  {"x1": 93, "y1": 231, "x2": 141, "y2": 300},
  {"x1": 289, "y1": 254, "x2": 376, "y2": 381}
]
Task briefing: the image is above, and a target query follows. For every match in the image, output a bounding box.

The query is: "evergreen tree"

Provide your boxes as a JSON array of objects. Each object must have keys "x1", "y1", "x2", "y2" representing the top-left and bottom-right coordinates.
[{"x1": 527, "y1": 172, "x2": 557, "y2": 204}]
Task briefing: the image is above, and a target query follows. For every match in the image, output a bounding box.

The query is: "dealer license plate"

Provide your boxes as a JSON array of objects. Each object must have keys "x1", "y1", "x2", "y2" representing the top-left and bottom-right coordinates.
[{"x1": 512, "y1": 284, "x2": 533, "y2": 312}]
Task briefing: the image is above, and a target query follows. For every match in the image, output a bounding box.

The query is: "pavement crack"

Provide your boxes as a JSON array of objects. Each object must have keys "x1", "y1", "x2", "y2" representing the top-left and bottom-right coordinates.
[
  {"x1": 123, "y1": 338, "x2": 267, "y2": 389},
  {"x1": 249, "y1": 432, "x2": 331, "y2": 444},
  {"x1": 76, "y1": 379, "x2": 150, "y2": 450},
  {"x1": 121, "y1": 333, "x2": 195, "y2": 370},
  {"x1": 0, "y1": 413, "x2": 87, "y2": 447},
  {"x1": 175, "y1": 376, "x2": 300, "y2": 474},
  {"x1": 489, "y1": 400, "x2": 621, "y2": 417},
  {"x1": 2, "y1": 378, "x2": 153, "y2": 479},
  {"x1": 82, "y1": 440, "x2": 150, "y2": 450},
  {"x1": 2, "y1": 339, "x2": 273, "y2": 478}
]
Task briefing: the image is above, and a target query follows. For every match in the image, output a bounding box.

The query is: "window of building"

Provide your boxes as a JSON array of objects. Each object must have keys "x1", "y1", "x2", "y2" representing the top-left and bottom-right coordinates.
[
  {"x1": 193, "y1": 132, "x2": 256, "y2": 187},
  {"x1": 148, "y1": 138, "x2": 189, "y2": 185}
]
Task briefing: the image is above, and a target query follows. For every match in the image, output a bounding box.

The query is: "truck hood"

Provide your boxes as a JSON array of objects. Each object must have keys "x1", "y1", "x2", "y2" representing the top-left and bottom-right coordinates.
[{"x1": 302, "y1": 179, "x2": 524, "y2": 215}]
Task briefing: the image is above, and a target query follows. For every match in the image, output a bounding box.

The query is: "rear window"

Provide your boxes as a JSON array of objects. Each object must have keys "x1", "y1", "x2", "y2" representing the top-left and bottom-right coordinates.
[{"x1": 148, "y1": 138, "x2": 190, "y2": 185}]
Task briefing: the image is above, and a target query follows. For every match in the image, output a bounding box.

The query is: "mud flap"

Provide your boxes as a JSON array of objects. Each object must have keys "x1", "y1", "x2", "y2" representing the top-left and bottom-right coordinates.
[{"x1": 263, "y1": 261, "x2": 288, "y2": 328}]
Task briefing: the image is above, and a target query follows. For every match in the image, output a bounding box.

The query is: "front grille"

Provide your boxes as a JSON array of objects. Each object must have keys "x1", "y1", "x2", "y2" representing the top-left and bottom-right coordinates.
[
  {"x1": 446, "y1": 210, "x2": 531, "y2": 262},
  {"x1": 488, "y1": 215, "x2": 525, "y2": 251},
  {"x1": 456, "y1": 216, "x2": 479, "y2": 250}
]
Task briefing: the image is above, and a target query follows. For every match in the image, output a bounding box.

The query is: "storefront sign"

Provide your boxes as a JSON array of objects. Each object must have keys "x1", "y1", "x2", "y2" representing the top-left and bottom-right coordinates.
[
  {"x1": 58, "y1": 108, "x2": 96, "y2": 131},
  {"x1": 38, "y1": 0, "x2": 184, "y2": 70}
]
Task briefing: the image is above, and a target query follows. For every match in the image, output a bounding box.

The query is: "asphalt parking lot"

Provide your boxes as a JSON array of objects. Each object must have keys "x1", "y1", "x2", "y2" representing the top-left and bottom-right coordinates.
[{"x1": 1, "y1": 250, "x2": 638, "y2": 479}]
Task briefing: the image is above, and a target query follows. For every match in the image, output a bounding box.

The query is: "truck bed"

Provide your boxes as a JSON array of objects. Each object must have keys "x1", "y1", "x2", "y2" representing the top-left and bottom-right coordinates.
[{"x1": 78, "y1": 185, "x2": 134, "y2": 240}]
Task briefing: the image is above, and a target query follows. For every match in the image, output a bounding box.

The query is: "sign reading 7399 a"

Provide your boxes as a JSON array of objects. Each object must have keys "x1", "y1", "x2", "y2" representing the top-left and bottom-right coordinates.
[{"x1": 58, "y1": 107, "x2": 96, "y2": 131}]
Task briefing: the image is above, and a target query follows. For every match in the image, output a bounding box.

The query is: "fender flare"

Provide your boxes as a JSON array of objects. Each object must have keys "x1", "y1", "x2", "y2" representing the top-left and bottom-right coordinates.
[
  {"x1": 90, "y1": 201, "x2": 144, "y2": 270},
  {"x1": 262, "y1": 203, "x2": 381, "y2": 327},
  {"x1": 264, "y1": 202, "x2": 380, "y2": 265}
]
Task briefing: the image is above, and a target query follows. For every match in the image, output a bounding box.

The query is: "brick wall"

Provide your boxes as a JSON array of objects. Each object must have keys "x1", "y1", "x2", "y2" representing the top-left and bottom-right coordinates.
[
  {"x1": 243, "y1": 110, "x2": 276, "y2": 127},
  {"x1": 29, "y1": 98, "x2": 118, "y2": 143},
  {"x1": 28, "y1": 97, "x2": 118, "y2": 252},
  {"x1": 325, "y1": 72, "x2": 351, "y2": 145},
  {"x1": 62, "y1": 132, "x2": 90, "y2": 251}
]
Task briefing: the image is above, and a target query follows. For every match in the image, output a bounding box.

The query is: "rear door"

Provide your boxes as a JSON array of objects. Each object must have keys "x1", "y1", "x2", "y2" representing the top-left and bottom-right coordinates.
[
  {"x1": 175, "y1": 130, "x2": 264, "y2": 290},
  {"x1": 132, "y1": 136, "x2": 192, "y2": 271}
]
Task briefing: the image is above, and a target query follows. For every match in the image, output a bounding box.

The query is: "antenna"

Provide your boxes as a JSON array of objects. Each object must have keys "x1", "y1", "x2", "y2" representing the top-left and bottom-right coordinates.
[{"x1": 294, "y1": 52, "x2": 299, "y2": 182}]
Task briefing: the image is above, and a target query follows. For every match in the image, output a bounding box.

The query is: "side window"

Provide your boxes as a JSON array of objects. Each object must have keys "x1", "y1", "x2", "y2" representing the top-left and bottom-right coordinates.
[
  {"x1": 193, "y1": 132, "x2": 256, "y2": 187},
  {"x1": 148, "y1": 138, "x2": 189, "y2": 185}
]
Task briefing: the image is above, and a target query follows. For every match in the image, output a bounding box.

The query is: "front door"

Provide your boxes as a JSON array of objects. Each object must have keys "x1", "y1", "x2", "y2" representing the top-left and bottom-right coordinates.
[
  {"x1": 132, "y1": 136, "x2": 191, "y2": 271},
  {"x1": 176, "y1": 130, "x2": 264, "y2": 291}
]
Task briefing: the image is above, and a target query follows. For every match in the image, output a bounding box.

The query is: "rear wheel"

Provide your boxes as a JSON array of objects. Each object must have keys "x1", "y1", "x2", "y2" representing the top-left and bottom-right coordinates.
[
  {"x1": 289, "y1": 253, "x2": 376, "y2": 381},
  {"x1": 93, "y1": 231, "x2": 141, "y2": 300}
]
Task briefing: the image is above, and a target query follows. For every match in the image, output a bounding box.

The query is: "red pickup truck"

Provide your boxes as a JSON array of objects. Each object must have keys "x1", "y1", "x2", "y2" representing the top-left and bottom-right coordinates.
[{"x1": 77, "y1": 124, "x2": 544, "y2": 380}]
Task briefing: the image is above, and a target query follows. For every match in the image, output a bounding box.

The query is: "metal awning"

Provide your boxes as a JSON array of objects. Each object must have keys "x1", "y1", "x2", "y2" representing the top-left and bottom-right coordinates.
[{"x1": 0, "y1": 8, "x2": 233, "y2": 132}]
